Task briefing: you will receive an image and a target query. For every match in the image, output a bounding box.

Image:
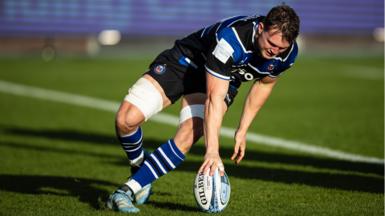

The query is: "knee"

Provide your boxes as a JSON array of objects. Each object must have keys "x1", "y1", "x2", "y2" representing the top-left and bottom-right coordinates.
[
  {"x1": 174, "y1": 118, "x2": 203, "y2": 154},
  {"x1": 115, "y1": 105, "x2": 144, "y2": 135},
  {"x1": 115, "y1": 115, "x2": 138, "y2": 135}
]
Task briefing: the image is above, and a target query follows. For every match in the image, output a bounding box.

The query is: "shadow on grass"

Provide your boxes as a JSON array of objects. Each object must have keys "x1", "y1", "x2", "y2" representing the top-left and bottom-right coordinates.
[
  {"x1": 0, "y1": 174, "x2": 113, "y2": 209},
  {"x1": 112, "y1": 157, "x2": 384, "y2": 193},
  {"x1": 2, "y1": 127, "x2": 383, "y2": 175},
  {"x1": 178, "y1": 161, "x2": 384, "y2": 194},
  {"x1": 147, "y1": 201, "x2": 198, "y2": 212},
  {"x1": 1, "y1": 127, "x2": 117, "y2": 146},
  {"x1": 1, "y1": 127, "x2": 384, "y2": 194}
]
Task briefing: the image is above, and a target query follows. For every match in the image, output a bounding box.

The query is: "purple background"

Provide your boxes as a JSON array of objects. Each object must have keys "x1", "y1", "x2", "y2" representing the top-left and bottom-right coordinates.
[{"x1": 0, "y1": 0, "x2": 383, "y2": 36}]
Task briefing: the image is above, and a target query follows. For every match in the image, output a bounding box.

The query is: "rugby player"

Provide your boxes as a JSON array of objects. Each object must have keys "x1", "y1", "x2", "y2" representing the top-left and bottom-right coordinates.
[{"x1": 107, "y1": 4, "x2": 300, "y2": 213}]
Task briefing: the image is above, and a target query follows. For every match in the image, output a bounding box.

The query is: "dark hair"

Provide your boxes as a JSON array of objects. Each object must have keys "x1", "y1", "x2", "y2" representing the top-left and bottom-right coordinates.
[{"x1": 263, "y1": 4, "x2": 300, "y2": 43}]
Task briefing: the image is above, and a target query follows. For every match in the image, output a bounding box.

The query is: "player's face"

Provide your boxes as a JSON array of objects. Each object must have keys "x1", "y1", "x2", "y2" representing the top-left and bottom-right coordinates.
[{"x1": 256, "y1": 23, "x2": 290, "y2": 59}]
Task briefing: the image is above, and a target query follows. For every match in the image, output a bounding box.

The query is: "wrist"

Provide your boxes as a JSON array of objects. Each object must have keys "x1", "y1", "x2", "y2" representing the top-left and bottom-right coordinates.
[
  {"x1": 205, "y1": 144, "x2": 219, "y2": 155},
  {"x1": 206, "y1": 147, "x2": 219, "y2": 154},
  {"x1": 236, "y1": 128, "x2": 247, "y2": 136}
]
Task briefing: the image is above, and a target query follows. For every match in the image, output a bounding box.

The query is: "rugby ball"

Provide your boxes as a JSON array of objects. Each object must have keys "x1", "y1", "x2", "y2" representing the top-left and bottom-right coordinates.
[{"x1": 193, "y1": 169, "x2": 231, "y2": 213}]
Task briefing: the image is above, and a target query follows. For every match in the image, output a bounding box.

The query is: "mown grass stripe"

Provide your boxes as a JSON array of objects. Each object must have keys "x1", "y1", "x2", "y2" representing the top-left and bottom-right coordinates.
[{"x1": 0, "y1": 80, "x2": 382, "y2": 164}]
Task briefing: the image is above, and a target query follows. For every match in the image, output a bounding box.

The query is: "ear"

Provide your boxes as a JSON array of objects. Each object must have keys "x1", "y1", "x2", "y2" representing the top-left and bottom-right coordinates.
[{"x1": 258, "y1": 22, "x2": 264, "y2": 34}]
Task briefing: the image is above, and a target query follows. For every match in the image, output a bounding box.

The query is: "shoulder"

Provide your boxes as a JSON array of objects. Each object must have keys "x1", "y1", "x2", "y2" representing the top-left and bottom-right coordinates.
[
  {"x1": 215, "y1": 16, "x2": 260, "y2": 63},
  {"x1": 216, "y1": 15, "x2": 260, "y2": 39}
]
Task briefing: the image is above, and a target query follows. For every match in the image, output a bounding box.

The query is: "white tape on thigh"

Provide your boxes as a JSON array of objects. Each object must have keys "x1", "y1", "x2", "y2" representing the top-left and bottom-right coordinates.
[
  {"x1": 179, "y1": 104, "x2": 205, "y2": 124},
  {"x1": 124, "y1": 77, "x2": 163, "y2": 121}
]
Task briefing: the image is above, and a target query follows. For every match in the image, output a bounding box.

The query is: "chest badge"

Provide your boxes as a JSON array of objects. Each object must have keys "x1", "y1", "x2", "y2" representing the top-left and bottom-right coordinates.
[
  {"x1": 153, "y1": 64, "x2": 167, "y2": 75},
  {"x1": 268, "y1": 64, "x2": 275, "y2": 71}
]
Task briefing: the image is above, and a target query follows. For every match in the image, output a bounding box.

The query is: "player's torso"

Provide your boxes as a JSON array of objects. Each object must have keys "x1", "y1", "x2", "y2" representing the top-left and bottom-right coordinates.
[
  {"x1": 174, "y1": 15, "x2": 297, "y2": 84},
  {"x1": 229, "y1": 49, "x2": 295, "y2": 87}
]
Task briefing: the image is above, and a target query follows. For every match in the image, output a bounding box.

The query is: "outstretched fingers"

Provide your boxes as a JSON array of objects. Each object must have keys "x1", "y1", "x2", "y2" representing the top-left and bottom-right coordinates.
[
  {"x1": 199, "y1": 159, "x2": 212, "y2": 174},
  {"x1": 199, "y1": 158, "x2": 225, "y2": 176}
]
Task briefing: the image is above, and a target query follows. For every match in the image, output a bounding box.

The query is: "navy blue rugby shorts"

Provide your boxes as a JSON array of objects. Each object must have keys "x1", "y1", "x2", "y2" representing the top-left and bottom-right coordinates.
[{"x1": 145, "y1": 47, "x2": 238, "y2": 107}]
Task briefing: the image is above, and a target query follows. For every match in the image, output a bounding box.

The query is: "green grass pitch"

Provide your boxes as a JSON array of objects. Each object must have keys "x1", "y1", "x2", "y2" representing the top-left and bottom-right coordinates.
[{"x1": 0, "y1": 54, "x2": 383, "y2": 216}]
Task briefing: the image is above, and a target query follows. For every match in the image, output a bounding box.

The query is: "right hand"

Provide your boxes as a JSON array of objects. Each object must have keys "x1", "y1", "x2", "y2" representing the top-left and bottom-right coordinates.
[{"x1": 199, "y1": 151, "x2": 225, "y2": 176}]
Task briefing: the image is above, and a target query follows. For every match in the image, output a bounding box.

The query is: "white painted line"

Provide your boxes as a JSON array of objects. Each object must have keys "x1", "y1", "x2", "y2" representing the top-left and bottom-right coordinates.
[
  {"x1": 0, "y1": 80, "x2": 383, "y2": 164},
  {"x1": 340, "y1": 66, "x2": 384, "y2": 80}
]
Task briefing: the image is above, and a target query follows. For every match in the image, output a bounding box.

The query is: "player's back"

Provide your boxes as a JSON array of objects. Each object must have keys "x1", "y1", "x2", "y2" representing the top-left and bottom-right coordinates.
[{"x1": 174, "y1": 15, "x2": 259, "y2": 68}]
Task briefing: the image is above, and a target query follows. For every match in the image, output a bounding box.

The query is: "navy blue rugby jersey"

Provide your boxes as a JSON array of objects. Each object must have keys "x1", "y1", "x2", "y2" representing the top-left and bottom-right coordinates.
[{"x1": 174, "y1": 15, "x2": 298, "y2": 87}]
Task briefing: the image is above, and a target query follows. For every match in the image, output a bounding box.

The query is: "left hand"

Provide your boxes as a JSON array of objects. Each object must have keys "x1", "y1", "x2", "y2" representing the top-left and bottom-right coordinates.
[{"x1": 231, "y1": 130, "x2": 246, "y2": 164}]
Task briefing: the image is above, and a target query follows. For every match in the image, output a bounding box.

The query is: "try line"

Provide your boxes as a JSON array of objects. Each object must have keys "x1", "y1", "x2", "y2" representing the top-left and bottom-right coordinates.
[{"x1": 0, "y1": 80, "x2": 383, "y2": 164}]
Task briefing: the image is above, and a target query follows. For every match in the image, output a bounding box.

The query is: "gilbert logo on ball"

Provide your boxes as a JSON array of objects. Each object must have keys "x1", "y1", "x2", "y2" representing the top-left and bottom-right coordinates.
[{"x1": 193, "y1": 168, "x2": 231, "y2": 213}]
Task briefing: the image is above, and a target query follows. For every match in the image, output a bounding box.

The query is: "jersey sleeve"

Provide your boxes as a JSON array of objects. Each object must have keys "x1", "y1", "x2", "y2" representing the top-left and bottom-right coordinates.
[{"x1": 204, "y1": 27, "x2": 243, "y2": 80}]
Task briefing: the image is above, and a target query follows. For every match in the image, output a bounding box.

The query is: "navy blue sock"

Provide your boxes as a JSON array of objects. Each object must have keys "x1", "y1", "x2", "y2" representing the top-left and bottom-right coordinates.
[
  {"x1": 118, "y1": 127, "x2": 144, "y2": 166},
  {"x1": 126, "y1": 139, "x2": 185, "y2": 193}
]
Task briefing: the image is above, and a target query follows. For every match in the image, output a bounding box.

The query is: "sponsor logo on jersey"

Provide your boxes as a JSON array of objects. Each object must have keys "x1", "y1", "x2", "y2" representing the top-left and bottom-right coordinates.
[
  {"x1": 240, "y1": 56, "x2": 249, "y2": 64},
  {"x1": 153, "y1": 64, "x2": 166, "y2": 74}
]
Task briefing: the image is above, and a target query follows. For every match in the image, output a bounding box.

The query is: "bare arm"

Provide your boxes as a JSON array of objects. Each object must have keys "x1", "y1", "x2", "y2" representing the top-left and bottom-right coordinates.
[
  {"x1": 199, "y1": 72, "x2": 229, "y2": 176},
  {"x1": 231, "y1": 76, "x2": 277, "y2": 164}
]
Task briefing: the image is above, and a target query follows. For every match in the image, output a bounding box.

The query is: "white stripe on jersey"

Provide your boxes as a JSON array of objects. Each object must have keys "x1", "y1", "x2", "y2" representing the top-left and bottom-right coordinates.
[
  {"x1": 231, "y1": 27, "x2": 253, "y2": 54},
  {"x1": 272, "y1": 43, "x2": 295, "y2": 62},
  {"x1": 200, "y1": 27, "x2": 207, "y2": 38},
  {"x1": 247, "y1": 63, "x2": 270, "y2": 74},
  {"x1": 205, "y1": 65, "x2": 231, "y2": 80},
  {"x1": 252, "y1": 22, "x2": 257, "y2": 45}
]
